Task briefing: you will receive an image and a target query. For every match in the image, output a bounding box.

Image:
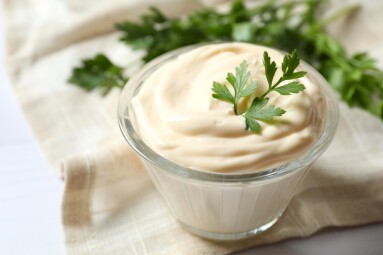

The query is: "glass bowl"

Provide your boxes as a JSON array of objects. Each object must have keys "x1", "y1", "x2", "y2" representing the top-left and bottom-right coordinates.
[{"x1": 118, "y1": 44, "x2": 339, "y2": 240}]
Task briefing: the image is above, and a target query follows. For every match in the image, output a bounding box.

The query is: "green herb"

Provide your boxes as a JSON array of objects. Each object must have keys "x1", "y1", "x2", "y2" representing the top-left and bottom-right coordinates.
[
  {"x1": 68, "y1": 0, "x2": 383, "y2": 120},
  {"x1": 68, "y1": 54, "x2": 128, "y2": 96},
  {"x1": 244, "y1": 97, "x2": 285, "y2": 133},
  {"x1": 212, "y1": 61, "x2": 258, "y2": 114},
  {"x1": 212, "y1": 50, "x2": 306, "y2": 133}
]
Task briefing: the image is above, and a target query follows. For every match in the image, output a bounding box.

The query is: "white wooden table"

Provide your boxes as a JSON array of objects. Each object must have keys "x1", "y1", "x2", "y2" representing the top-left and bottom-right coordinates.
[{"x1": 1, "y1": 27, "x2": 382, "y2": 255}]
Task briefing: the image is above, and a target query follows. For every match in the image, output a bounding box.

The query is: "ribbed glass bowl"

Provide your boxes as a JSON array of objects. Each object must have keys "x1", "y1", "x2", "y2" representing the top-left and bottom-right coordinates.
[{"x1": 118, "y1": 44, "x2": 339, "y2": 240}]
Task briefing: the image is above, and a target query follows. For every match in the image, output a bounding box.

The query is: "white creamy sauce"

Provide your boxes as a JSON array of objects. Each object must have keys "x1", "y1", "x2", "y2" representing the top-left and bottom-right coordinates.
[{"x1": 130, "y1": 43, "x2": 324, "y2": 173}]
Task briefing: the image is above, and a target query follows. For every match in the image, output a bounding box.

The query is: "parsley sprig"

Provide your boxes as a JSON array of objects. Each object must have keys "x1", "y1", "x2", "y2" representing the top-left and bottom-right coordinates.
[
  {"x1": 212, "y1": 50, "x2": 306, "y2": 133},
  {"x1": 68, "y1": 54, "x2": 127, "y2": 96}
]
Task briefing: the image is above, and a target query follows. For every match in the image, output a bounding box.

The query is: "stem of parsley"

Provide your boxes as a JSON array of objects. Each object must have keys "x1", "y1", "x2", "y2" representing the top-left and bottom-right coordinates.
[{"x1": 310, "y1": 4, "x2": 360, "y2": 32}]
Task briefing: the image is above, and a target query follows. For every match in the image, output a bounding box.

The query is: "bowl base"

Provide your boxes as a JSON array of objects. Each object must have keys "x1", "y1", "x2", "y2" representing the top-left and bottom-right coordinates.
[{"x1": 178, "y1": 215, "x2": 280, "y2": 241}]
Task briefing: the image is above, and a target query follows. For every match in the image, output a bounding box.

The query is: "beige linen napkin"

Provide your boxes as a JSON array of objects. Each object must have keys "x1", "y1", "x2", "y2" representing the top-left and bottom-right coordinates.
[{"x1": 3, "y1": 0, "x2": 383, "y2": 254}]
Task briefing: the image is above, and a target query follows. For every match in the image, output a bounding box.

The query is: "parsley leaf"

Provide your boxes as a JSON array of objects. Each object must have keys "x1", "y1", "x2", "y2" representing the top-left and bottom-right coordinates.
[
  {"x1": 274, "y1": 82, "x2": 306, "y2": 95},
  {"x1": 281, "y1": 49, "x2": 301, "y2": 77},
  {"x1": 212, "y1": 81, "x2": 234, "y2": 103},
  {"x1": 265, "y1": 50, "x2": 307, "y2": 89},
  {"x1": 263, "y1": 51, "x2": 277, "y2": 88},
  {"x1": 260, "y1": 50, "x2": 306, "y2": 98},
  {"x1": 68, "y1": 54, "x2": 128, "y2": 96},
  {"x1": 212, "y1": 60, "x2": 258, "y2": 114},
  {"x1": 244, "y1": 98, "x2": 286, "y2": 133}
]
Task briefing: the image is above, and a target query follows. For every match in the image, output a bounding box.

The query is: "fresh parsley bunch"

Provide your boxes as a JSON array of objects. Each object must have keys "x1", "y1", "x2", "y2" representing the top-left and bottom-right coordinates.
[{"x1": 68, "y1": 0, "x2": 383, "y2": 120}]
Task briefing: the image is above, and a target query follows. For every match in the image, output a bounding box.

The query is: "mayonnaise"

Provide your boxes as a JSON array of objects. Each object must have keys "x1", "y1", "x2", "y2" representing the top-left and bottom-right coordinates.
[{"x1": 130, "y1": 43, "x2": 324, "y2": 173}]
